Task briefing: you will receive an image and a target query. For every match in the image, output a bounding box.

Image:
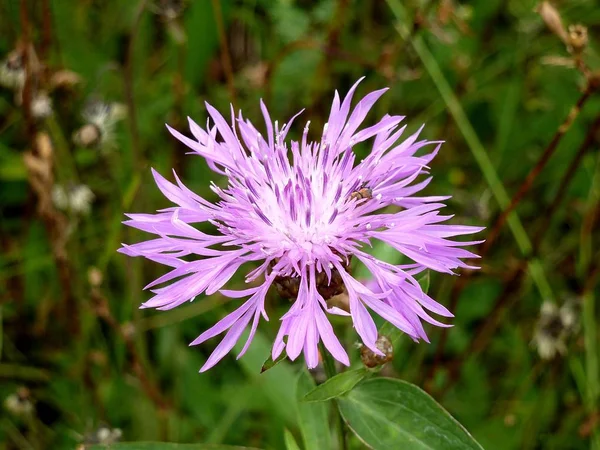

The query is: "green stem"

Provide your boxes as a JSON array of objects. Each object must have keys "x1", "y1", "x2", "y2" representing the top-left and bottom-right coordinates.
[
  {"x1": 581, "y1": 137, "x2": 600, "y2": 449},
  {"x1": 0, "y1": 363, "x2": 50, "y2": 381},
  {"x1": 583, "y1": 290, "x2": 599, "y2": 449},
  {"x1": 319, "y1": 343, "x2": 347, "y2": 450},
  {"x1": 45, "y1": 115, "x2": 78, "y2": 183}
]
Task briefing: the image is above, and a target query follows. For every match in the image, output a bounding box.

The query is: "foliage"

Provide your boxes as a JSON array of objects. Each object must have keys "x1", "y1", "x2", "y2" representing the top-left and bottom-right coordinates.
[{"x1": 1, "y1": 0, "x2": 599, "y2": 449}]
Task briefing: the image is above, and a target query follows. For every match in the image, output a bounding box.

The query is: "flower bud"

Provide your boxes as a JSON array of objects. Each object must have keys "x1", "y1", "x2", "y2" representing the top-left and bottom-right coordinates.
[
  {"x1": 567, "y1": 24, "x2": 588, "y2": 54},
  {"x1": 88, "y1": 267, "x2": 103, "y2": 287},
  {"x1": 52, "y1": 183, "x2": 95, "y2": 216},
  {"x1": 360, "y1": 335, "x2": 393, "y2": 368},
  {"x1": 35, "y1": 132, "x2": 53, "y2": 160},
  {"x1": 49, "y1": 70, "x2": 81, "y2": 90}
]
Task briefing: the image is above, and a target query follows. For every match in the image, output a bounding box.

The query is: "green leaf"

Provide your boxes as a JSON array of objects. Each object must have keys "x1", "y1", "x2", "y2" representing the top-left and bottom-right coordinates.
[
  {"x1": 183, "y1": 0, "x2": 220, "y2": 86},
  {"x1": 234, "y1": 330, "x2": 298, "y2": 426},
  {"x1": 260, "y1": 352, "x2": 287, "y2": 373},
  {"x1": 283, "y1": 429, "x2": 302, "y2": 450},
  {"x1": 296, "y1": 370, "x2": 332, "y2": 450},
  {"x1": 0, "y1": 151, "x2": 26, "y2": 181},
  {"x1": 271, "y1": 3, "x2": 310, "y2": 44},
  {"x1": 303, "y1": 368, "x2": 369, "y2": 403},
  {"x1": 85, "y1": 443, "x2": 262, "y2": 450},
  {"x1": 338, "y1": 378, "x2": 484, "y2": 450}
]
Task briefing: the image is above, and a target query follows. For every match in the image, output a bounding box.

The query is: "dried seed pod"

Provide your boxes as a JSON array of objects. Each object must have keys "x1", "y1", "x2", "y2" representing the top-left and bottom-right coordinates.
[
  {"x1": 242, "y1": 62, "x2": 268, "y2": 89},
  {"x1": 52, "y1": 183, "x2": 95, "y2": 215},
  {"x1": 69, "y1": 185, "x2": 95, "y2": 215},
  {"x1": 531, "y1": 299, "x2": 580, "y2": 360},
  {"x1": 0, "y1": 48, "x2": 25, "y2": 90},
  {"x1": 540, "y1": 55, "x2": 575, "y2": 69},
  {"x1": 150, "y1": 0, "x2": 185, "y2": 20},
  {"x1": 83, "y1": 425, "x2": 123, "y2": 445},
  {"x1": 49, "y1": 70, "x2": 81, "y2": 90},
  {"x1": 88, "y1": 267, "x2": 103, "y2": 287},
  {"x1": 73, "y1": 123, "x2": 102, "y2": 148},
  {"x1": 567, "y1": 24, "x2": 588, "y2": 54},
  {"x1": 360, "y1": 335, "x2": 393, "y2": 368},
  {"x1": 52, "y1": 185, "x2": 69, "y2": 211},
  {"x1": 537, "y1": 1, "x2": 568, "y2": 43},
  {"x1": 74, "y1": 99, "x2": 126, "y2": 150},
  {"x1": 4, "y1": 387, "x2": 34, "y2": 416},
  {"x1": 30, "y1": 92, "x2": 53, "y2": 119},
  {"x1": 36, "y1": 132, "x2": 53, "y2": 160},
  {"x1": 96, "y1": 427, "x2": 122, "y2": 444}
]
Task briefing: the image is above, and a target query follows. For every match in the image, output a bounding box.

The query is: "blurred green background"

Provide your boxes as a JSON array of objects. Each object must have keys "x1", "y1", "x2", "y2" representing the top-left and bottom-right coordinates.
[{"x1": 1, "y1": 0, "x2": 599, "y2": 448}]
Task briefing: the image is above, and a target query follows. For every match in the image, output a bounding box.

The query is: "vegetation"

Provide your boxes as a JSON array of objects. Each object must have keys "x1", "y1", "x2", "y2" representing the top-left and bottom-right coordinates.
[{"x1": 1, "y1": 0, "x2": 599, "y2": 448}]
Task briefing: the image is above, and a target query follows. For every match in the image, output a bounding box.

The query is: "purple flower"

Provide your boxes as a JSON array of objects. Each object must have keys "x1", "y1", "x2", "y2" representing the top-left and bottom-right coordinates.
[{"x1": 120, "y1": 79, "x2": 483, "y2": 372}]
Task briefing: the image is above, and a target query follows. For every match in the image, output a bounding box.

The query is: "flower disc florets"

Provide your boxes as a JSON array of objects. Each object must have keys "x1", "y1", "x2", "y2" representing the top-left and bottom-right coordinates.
[{"x1": 120, "y1": 78, "x2": 483, "y2": 371}]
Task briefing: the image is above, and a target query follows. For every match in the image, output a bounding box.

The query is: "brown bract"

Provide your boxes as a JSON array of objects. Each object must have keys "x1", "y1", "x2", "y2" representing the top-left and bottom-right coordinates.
[
  {"x1": 360, "y1": 335, "x2": 393, "y2": 368},
  {"x1": 271, "y1": 256, "x2": 351, "y2": 302}
]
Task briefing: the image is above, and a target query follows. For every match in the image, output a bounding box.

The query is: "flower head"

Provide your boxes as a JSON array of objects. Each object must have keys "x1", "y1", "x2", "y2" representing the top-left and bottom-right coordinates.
[
  {"x1": 52, "y1": 183, "x2": 95, "y2": 215},
  {"x1": 0, "y1": 51, "x2": 25, "y2": 91},
  {"x1": 532, "y1": 299, "x2": 579, "y2": 360},
  {"x1": 73, "y1": 100, "x2": 126, "y2": 149},
  {"x1": 30, "y1": 92, "x2": 54, "y2": 119},
  {"x1": 120, "y1": 79, "x2": 483, "y2": 372}
]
